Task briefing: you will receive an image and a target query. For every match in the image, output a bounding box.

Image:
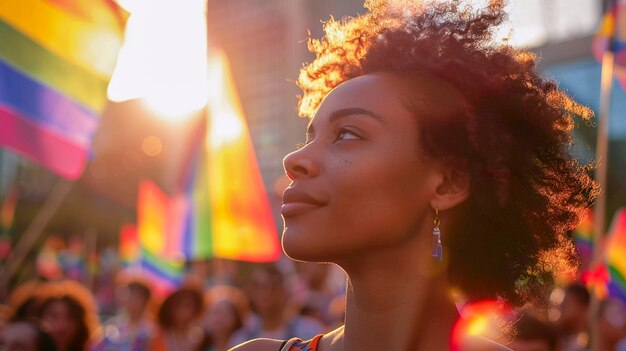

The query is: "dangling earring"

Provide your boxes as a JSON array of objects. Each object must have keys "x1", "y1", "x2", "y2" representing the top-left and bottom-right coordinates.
[{"x1": 432, "y1": 208, "x2": 443, "y2": 262}]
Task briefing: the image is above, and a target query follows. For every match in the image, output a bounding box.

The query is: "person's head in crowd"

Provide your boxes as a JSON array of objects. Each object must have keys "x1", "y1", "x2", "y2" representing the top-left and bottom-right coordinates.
[
  {"x1": 557, "y1": 283, "x2": 590, "y2": 335},
  {"x1": 204, "y1": 285, "x2": 247, "y2": 337},
  {"x1": 509, "y1": 311, "x2": 558, "y2": 351},
  {"x1": 247, "y1": 264, "x2": 286, "y2": 319},
  {"x1": 198, "y1": 285, "x2": 249, "y2": 351},
  {"x1": 0, "y1": 320, "x2": 57, "y2": 351},
  {"x1": 157, "y1": 286, "x2": 204, "y2": 330},
  {"x1": 8, "y1": 280, "x2": 48, "y2": 322},
  {"x1": 39, "y1": 296, "x2": 90, "y2": 351},
  {"x1": 118, "y1": 280, "x2": 152, "y2": 323},
  {"x1": 597, "y1": 297, "x2": 626, "y2": 351}
]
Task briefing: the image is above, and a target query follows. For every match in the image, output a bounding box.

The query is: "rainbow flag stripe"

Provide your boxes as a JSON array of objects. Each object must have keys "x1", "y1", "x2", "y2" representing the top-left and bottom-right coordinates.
[
  {"x1": 176, "y1": 51, "x2": 281, "y2": 262},
  {"x1": 573, "y1": 209, "x2": 594, "y2": 265},
  {"x1": 607, "y1": 208, "x2": 626, "y2": 303},
  {"x1": 135, "y1": 181, "x2": 185, "y2": 295},
  {"x1": 118, "y1": 224, "x2": 139, "y2": 266},
  {"x1": 0, "y1": 0, "x2": 125, "y2": 179}
]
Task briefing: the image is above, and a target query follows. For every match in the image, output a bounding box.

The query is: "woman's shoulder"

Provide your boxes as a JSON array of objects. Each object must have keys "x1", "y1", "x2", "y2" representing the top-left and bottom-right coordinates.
[{"x1": 227, "y1": 338, "x2": 284, "y2": 351}]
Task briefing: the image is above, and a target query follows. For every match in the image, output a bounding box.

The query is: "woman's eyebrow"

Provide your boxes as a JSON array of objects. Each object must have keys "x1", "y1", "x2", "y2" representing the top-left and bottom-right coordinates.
[
  {"x1": 328, "y1": 107, "x2": 387, "y2": 124},
  {"x1": 305, "y1": 107, "x2": 387, "y2": 139}
]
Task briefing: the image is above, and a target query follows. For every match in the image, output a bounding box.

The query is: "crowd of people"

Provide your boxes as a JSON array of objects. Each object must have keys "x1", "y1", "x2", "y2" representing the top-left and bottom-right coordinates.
[{"x1": 0, "y1": 259, "x2": 626, "y2": 351}]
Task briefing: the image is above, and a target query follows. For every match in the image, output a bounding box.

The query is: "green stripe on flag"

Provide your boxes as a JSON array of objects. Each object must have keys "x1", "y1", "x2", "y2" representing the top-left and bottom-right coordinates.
[
  {"x1": 141, "y1": 247, "x2": 185, "y2": 278},
  {"x1": 0, "y1": 20, "x2": 108, "y2": 111},
  {"x1": 609, "y1": 264, "x2": 626, "y2": 291},
  {"x1": 193, "y1": 150, "x2": 213, "y2": 258}
]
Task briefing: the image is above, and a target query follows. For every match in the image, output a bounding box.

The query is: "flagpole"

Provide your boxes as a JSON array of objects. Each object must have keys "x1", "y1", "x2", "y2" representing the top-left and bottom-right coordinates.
[
  {"x1": 0, "y1": 179, "x2": 73, "y2": 298},
  {"x1": 590, "y1": 48, "x2": 614, "y2": 351}
]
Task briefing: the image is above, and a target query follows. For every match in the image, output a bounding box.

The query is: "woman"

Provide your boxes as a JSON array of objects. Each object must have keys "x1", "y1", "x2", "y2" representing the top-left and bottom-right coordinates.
[
  {"x1": 232, "y1": 0, "x2": 597, "y2": 350},
  {"x1": 39, "y1": 295, "x2": 92, "y2": 351},
  {"x1": 151, "y1": 287, "x2": 204, "y2": 351},
  {"x1": 37, "y1": 281, "x2": 100, "y2": 351}
]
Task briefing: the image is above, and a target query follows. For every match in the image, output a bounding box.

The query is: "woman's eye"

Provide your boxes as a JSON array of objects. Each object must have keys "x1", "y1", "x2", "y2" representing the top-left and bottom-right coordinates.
[{"x1": 336, "y1": 129, "x2": 360, "y2": 141}]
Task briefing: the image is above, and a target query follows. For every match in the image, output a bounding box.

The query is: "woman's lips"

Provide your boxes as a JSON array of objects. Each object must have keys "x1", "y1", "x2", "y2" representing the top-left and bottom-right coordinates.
[
  {"x1": 281, "y1": 202, "x2": 324, "y2": 217},
  {"x1": 281, "y1": 187, "x2": 326, "y2": 217}
]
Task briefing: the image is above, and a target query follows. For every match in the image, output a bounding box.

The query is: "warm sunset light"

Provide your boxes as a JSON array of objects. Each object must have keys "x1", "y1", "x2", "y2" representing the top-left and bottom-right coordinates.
[
  {"x1": 206, "y1": 51, "x2": 245, "y2": 149},
  {"x1": 107, "y1": 0, "x2": 208, "y2": 119},
  {"x1": 450, "y1": 300, "x2": 511, "y2": 351}
]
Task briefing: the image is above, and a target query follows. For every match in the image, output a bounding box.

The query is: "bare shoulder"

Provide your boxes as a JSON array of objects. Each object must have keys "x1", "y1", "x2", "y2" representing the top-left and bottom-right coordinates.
[{"x1": 227, "y1": 338, "x2": 284, "y2": 351}]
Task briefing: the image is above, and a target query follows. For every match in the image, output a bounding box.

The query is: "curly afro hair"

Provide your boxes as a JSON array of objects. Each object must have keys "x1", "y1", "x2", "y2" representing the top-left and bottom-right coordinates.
[{"x1": 297, "y1": 0, "x2": 599, "y2": 306}]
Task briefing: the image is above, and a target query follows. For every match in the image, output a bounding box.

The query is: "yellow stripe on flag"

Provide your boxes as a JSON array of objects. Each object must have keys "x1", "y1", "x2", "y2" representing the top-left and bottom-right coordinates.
[
  {"x1": 0, "y1": 0, "x2": 124, "y2": 79},
  {"x1": 206, "y1": 51, "x2": 280, "y2": 262},
  {"x1": 138, "y1": 181, "x2": 168, "y2": 255}
]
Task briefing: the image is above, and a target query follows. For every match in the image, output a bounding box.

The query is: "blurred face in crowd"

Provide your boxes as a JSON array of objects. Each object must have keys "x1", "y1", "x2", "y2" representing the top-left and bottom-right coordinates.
[
  {"x1": 126, "y1": 289, "x2": 149, "y2": 321},
  {"x1": 249, "y1": 269, "x2": 285, "y2": 317},
  {"x1": 0, "y1": 322, "x2": 38, "y2": 351},
  {"x1": 598, "y1": 298, "x2": 626, "y2": 345},
  {"x1": 282, "y1": 73, "x2": 445, "y2": 264},
  {"x1": 40, "y1": 300, "x2": 79, "y2": 350},
  {"x1": 171, "y1": 294, "x2": 199, "y2": 327},
  {"x1": 558, "y1": 293, "x2": 588, "y2": 333},
  {"x1": 206, "y1": 300, "x2": 239, "y2": 337}
]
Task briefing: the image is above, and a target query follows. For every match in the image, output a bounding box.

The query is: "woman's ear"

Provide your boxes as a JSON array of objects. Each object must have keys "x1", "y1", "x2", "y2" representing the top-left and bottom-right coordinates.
[{"x1": 431, "y1": 167, "x2": 470, "y2": 211}]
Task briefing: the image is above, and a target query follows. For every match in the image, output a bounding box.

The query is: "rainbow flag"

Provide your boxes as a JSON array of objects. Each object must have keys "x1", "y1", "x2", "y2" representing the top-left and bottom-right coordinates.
[
  {"x1": 573, "y1": 209, "x2": 594, "y2": 269},
  {"x1": 175, "y1": 51, "x2": 281, "y2": 262},
  {"x1": 118, "y1": 224, "x2": 140, "y2": 266},
  {"x1": 592, "y1": 0, "x2": 626, "y2": 88},
  {"x1": 0, "y1": 0, "x2": 125, "y2": 179},
  {"x1": 135, "y1": 181, "x2": 185, "y2": 297},
  {"x1": 606, "y1": 208, "x2": 626, "y2": 303}
]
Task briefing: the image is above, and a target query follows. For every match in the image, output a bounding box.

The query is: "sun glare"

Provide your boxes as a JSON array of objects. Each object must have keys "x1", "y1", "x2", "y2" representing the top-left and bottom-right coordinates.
[
  {"x1": 206, "y1": 52, "x2": 245, "y2": 149},
  {"x1": 107, "y1": 0, "x2": 208, "y2": 120}
]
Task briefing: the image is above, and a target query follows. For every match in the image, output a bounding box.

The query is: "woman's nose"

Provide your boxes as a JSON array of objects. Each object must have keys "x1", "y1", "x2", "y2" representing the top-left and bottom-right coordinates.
[{"x1": 283, "y1": 147, "x2": 319, "y2": 180}]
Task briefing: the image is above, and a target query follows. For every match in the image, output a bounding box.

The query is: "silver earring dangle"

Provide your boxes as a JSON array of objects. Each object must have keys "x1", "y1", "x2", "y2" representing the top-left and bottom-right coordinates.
[{"x1": 432, "y1": 208, "x2": 442, "y2": 262}]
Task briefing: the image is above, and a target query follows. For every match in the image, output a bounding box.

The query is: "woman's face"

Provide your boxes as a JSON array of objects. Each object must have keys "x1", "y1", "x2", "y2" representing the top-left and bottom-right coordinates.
[
  {"x1": 282, "y1": 73, "x2": 444, "y2": 263},
  {"x1": 40, "y1": 300, "x2": 79, "y2": 349}
]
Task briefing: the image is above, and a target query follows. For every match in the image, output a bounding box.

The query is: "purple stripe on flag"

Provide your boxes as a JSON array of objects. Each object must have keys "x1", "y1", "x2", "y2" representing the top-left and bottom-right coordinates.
[
  {"x1": 0, "y1": 105, "x2": 88, "y2": 179},
  {"x1": 0, "y1": 59, "x2": 98, "y2": 146}
]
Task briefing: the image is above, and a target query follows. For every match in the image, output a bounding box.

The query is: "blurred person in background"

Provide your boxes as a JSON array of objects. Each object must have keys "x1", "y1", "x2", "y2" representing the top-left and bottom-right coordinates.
[
  {"x1": 8, "y1": 280, "x2": 48, "y2": 321},
  {"x1": 596, "y1": 298, "x2": 626, "y2": 351},
  {"x1": 290, "y1": 262, "x2": 340, "y2": 327},
  {"x1": 325, "y1": 295, "x2": 346, "y2": 331},
  {"x1": 557, "y1": 283, "x2": 590, "y2": 351},
  {"x1": 150, "y1": 286, "x2": 204, "y2": 351},
  {"x1": 230, "y1": 0, "x2": 597, "y2": 349},
  {"x1": 0, "y1": 319, "x2": 57, "y2": 351},
  {"x1": 39, "y1": 295, "x2": 93, "y2": 351},
  {"x1": 196, "y1": 285, "x2": 248, "y2": 351},
  {"x1": 91, "y1": 280, "x2": 155, "y2": 351},
  {"x1": 509, "y1": 311, "x2": 559, "y2": 351},
  {"x1": 228, "y1": 264, "x2": 324, "y2": 347},
  {"x1": 35, "y1": 280, "x2": 100, "y2": 351}
]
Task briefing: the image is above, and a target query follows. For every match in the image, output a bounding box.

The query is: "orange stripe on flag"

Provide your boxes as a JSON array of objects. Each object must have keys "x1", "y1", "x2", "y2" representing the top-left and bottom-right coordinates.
[{"x1": 0, "y1": 0, "x2": 125, "y2": 79}]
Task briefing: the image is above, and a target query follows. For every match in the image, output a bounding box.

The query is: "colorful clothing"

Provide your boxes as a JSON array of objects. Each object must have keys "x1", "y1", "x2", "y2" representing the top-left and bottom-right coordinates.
[
  {"x1": 91, "y1": 315, "x2": 155, "y2": 351},
  {"x1": 280, "y1": 335, "x2": 323, "y2": 351}
]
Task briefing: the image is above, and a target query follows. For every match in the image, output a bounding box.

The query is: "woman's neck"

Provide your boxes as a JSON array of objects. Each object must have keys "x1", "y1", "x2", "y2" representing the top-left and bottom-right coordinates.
[{"x1": 323, "y1": 241, "x2": 458, "y2": 351}]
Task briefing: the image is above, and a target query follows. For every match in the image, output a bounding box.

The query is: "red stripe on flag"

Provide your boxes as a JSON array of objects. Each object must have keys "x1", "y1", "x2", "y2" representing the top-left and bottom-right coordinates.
[{"x1": 0, "y1": 105, "x2": 88, "y2": 179}]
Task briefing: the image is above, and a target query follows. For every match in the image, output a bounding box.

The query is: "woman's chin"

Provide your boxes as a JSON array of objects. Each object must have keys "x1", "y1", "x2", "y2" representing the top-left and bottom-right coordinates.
[{"x1": 281, "y1": 231, "x2": 325, "y2": 262}]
